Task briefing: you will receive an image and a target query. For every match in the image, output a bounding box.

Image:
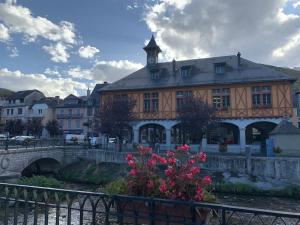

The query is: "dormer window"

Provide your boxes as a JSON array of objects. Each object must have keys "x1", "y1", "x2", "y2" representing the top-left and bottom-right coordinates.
[
  {"x1": 214, "y1": 63, "x2": 226, "y2": 74},
  {"x1": 151, "y1": 70, "x2": 160, "y2": 80},
  {"x1": 181, "y1": 66, "x2": 191, "y2": 78}
]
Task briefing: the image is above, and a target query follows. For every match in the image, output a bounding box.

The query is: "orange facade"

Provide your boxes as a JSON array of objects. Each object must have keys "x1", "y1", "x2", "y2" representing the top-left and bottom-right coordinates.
[{"x1": 101, "y1": 81, "x2": 293, "y2": 120}]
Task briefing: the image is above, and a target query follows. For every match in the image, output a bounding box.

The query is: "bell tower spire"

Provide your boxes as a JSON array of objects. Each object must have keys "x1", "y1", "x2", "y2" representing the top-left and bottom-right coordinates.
[{"x1": 143, "y1": 35, "x2": 161, "y2": 66}]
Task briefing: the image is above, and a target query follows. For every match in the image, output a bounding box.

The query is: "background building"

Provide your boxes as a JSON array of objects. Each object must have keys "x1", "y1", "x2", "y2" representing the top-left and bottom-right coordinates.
[
  {"x1": 1, "y1": 90, "x2": 45, "y2": 124},
  {"x1": 100, "y1": 36, "x2": 298, "y2": 153},
  {"x1": 56, "y1": 94, "x2": 88, "y2": 135}
]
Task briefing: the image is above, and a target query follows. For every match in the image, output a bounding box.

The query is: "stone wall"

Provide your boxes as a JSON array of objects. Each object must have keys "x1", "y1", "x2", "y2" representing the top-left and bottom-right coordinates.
[{"x1": 204, "y1": 155, "x2": 300, "y2": 184}]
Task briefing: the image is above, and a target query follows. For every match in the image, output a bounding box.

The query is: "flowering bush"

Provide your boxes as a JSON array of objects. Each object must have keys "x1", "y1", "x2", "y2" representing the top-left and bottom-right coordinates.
[{"x1": 107, "y1": 144, "x2": 214, "y2": 202}]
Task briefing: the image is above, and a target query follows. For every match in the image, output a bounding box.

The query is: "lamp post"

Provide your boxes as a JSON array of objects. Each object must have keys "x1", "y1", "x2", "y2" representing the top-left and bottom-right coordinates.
[{"x1": 5, "y1": 132, "x2": 9, "y2": 151}]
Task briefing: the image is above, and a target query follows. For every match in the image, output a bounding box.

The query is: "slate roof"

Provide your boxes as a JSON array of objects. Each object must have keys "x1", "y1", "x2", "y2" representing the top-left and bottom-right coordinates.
[
  {"x1": 56, "y1": 94, "x2": 87, "y2": 108},
  {"x1": 33, "y1": 97, "x2": 60, "y2": 108},
  {"x1": 6, "y1": 90, "x2": 44, "y2": 100},
  {"x1": 101, "y1": 55, "x2": 296, "y2": 92},
  {"x1": 143, "y1": 35, "x2": 161, "y2": 52},
  {"x1": 270, "y1": 120, "x2": 300, "y2": 135}
]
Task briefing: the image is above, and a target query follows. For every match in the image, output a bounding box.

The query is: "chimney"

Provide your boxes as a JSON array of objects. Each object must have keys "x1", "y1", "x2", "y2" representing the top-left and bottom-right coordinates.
[
  {"x1": 87, "y1": 88, "x2": 91, "y2": 97},
  {"x1": 237, "y1": 52, "x2": 241, "y2": 67},
  {"x1": 172, "y1": 59, "x2": 176, "y2": 76}
]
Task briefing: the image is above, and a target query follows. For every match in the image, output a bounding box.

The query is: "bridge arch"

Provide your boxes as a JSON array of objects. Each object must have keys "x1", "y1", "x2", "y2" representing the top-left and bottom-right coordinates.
[{"x1": 21, "y1": 157, "x2": 62, "y2": 177}]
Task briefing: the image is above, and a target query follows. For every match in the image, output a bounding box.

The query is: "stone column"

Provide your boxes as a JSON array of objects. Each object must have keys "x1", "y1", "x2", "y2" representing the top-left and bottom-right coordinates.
[
  {"x1": 239, "y1": 127, "x2": 246, "y2": 153},
  {"x1": 133, "y1": 128, "x2": 139, "y2": 144},
  {"x1": 166, "y1": 128, "x2": 171, "y2": 148}
]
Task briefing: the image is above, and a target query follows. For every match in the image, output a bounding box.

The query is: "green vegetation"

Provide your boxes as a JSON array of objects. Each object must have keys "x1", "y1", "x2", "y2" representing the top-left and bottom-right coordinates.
[
  {"x1": 60, "y1": 161, "x2": 126, "y2": 185},
  {"x1": 17, "y1": 176, "x2": 64, "y2": 189},
  {"x1": 105, "y1": 178, "x2": 127, "y2": 195},
  {"x1": 215, "y1": 182, "x2": 300, "y2": 199}
]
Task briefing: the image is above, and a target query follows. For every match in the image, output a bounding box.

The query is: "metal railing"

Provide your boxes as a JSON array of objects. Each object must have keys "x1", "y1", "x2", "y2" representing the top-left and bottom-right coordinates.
[
  {"x1": 0, "y1": 139, "x2": 66, "y2": 151},
  {"x1": 0, "y1": 182, "x2": 299, "y2": 225}
]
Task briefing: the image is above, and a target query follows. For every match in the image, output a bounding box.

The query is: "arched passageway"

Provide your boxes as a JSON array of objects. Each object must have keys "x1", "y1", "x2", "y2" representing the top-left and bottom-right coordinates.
[
  {"x1": 171, "y1": 123, "x2": 201, "y2": 144},
  {"x1": 22, "y1": 158, "x2": 61, "y2": 177},
  {"x1": 207, "y1": 122, "x2": 240, "y2": 145},
  {"x1": 139, "y1": 124, "x2": 166, "y2": 145},
  {"x1": 246, "y1": 121, "x2": 277, "y2": 151}
]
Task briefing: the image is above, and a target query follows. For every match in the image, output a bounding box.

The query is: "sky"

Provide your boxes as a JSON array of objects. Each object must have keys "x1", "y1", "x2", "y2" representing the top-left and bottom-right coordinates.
[{"x1": 0, "y1": 0, "x2": 300, "y2": 97}]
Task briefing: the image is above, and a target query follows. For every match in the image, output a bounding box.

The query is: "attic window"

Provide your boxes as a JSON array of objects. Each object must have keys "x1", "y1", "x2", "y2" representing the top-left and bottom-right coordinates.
[
  {"x1": 214, "y1": 63, "x2": 226, "y2": 74},
  {"x1": 151, "y1": 70, "x2": 160, "y2": 80},
  {"x1": 181, "y1": 66, "x2": 191, "y2": 78}
]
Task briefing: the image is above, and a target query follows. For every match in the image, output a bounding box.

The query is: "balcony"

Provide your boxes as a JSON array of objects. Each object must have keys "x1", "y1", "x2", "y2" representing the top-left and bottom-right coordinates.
[{"x1": 56, "y1": 113, "x2": 83, "y2": 119}]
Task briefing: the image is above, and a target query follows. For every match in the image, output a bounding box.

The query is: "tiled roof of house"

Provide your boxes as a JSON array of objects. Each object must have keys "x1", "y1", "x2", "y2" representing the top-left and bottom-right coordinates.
[
  {"x1": 270, "y1": 120, "x2": 300, "y2": 135},
  {"x1": 6, "y1": 90, "x2": 44, "y2": 100},
  {"x1": 101, "y1": 55, "x2": 296, "y2": 92}
]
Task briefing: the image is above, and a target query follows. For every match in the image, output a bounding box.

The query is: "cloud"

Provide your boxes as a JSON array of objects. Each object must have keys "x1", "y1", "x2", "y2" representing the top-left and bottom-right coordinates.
[
  {"x1": 0, "y1": 23, "x2": 9, "y2": 42},
  {"x1": 78, "y1": 45, "x2": 100, "y2": 58},
  {"x1": 293, "y1": 1, "x2": 300, "y2": 8},
  {"x1": 8, "y1": 46, "x2": 18, "y2": 57},
  {"x1": 43, "y1": 42, "x2": 71, "y2": 63},
  {"x1": 68, "y1": 60, "x2": 143, "y2": 82},
  {"x1": 144, "y1": 0, "x2": 300, "y2": 67},
  {"x1": 0, "y1": 68, "x2": 88, "y2": 97},
  {"x1": 0, "y1": 3, "x2": 76, "y2": 44}
]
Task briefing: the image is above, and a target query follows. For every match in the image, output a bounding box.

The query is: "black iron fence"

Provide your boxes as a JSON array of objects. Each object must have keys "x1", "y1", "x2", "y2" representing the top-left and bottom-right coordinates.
[{"x1": 0, "y1": 182, "x2": 299, "y2": 225}]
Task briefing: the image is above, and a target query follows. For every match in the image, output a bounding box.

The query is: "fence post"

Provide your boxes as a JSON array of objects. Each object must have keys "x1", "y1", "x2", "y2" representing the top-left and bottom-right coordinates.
[
  {"x1": 221, "y1": 208, "x2": 226, "y2": 225},
  {"x1": 246, "y1": 146, "x2": 252, "y2": 175}
]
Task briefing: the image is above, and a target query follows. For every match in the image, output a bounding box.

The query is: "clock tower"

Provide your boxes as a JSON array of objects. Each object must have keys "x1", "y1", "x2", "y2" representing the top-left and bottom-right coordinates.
[{"x1": 143, "y1": 35, "x2": 161, "y2": 66}]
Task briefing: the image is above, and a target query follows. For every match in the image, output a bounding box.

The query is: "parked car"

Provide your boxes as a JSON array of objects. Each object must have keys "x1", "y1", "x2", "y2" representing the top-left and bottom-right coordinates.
[
  {"x1": 0, "y1": 134, "x2": 8, "y2": 141},
  {"x1": 90, "y1": 137, "x2": 101, "y2": 148},
  {"x1": 10, "y1": 136, "x2": 36, "y2": 145},
  {"x1": 108, "y1": 138, "x2": 117, "y2": 143},
  {"x1": 65, "y1": 134, "x2": 86, "y2": 144}
]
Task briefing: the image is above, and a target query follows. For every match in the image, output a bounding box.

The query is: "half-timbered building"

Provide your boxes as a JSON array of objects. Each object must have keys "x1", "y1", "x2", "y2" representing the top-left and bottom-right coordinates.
[{"x1": 100, "y1": 36, "x2": 295, "y2": 153}]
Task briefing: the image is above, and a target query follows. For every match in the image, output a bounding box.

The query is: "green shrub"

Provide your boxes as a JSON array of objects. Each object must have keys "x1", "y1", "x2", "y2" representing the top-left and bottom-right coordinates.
[
  {"x1": 105, "y1": 178, "x2": 127, "y2": 195},
  {"x1": 17, "y1": 176, "x2": 64, "y2": 189},
  {"x1": 273, "y1": 146, "x2": 282, "y2": 154}
]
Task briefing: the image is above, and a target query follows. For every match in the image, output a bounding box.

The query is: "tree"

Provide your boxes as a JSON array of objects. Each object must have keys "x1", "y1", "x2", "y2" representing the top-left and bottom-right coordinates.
[
  {"x1": 4, "y1": 119, "x2": 25, "y2": 136},
  {"x1": 27, "y1": 118, "x2": 43, "y2": 137},
  {"x1": 177, "y1": 96, "x2": 219, "y2": 148},
  {"x1": 99, "y1": 95, "x2": 136, "y2": 151},
  {"x1": 45, "y1": 120, "x2": 60, "y2": 137}
]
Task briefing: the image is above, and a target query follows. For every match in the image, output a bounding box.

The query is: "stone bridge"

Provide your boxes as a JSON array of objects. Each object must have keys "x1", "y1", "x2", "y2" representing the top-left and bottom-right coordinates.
[
  {"x1": 1, "y1": 147, "x2": 300, "y2": 185},
  {"x1": 0, "y1": 146, "x2": 128, "y2": 179}
]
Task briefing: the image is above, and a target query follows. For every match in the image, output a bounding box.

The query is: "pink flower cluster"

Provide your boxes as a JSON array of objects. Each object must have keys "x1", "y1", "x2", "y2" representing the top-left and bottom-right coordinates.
[{"x1": 125, "y1": 145, "x2": 212, "y2": 202}]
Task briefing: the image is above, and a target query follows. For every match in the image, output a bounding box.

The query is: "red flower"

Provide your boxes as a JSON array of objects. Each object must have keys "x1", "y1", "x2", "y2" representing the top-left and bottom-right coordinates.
[
  {"x1": 126, "y1": 153, "x2": 134, "y2": 161},
  {"x1": 151, "y1": 153, "x2": 160, "y2": 160},
  {"x1": 199, "y1": 152, "x2": 207, "y2": 162},
  {"x1": 203, "y1": 176, "x2": 212, "y2": 185},
  {"x1": 147, "y1": 159, "x2": 157, "y2": 167},
  {"x1": 188, "y1": 159, "x2": 196, "y2": 165},
  {"x1": 147, "y1": 179, "x2": 154, "y2": 189},
  {"x1": 169, "y1": 180, "x2": 175, "y2": 187},
  {"x1": 127, "y1": 159, "x2": 136, "y2": 167},
  {"x1": 177, "y1": 144, "x2": 190, "y2": 152},
  {"x1": 195, "y1": 187, "x2": 204, "y2": 201},
  {"x1": 158, "y1": 156, "x2": 167, "y2": 164},
  {"x1": 167, "y1": 157, "x2": 176, "y2": 165},
  {"x1": 159, "y1": 180, "x2": 167, "y2": 192},
  {"x1": 138, "y1": 146, "x2": 153, "y2": 154},
  {"x1": 186, "y1": 173, "x2": 194, "y2": 179},
  {"x1": 167, "y1": 151, "x2": 175, "y2": 157},
  {"x1": 129, "y1": 169, "x2": 138, "y2": 175},
  {"x1": 190, "y1": 167, "x2": 200, "y2": 175},
  {"x1": 165, "y1": 168, "x2": 173, "y2": 177}
]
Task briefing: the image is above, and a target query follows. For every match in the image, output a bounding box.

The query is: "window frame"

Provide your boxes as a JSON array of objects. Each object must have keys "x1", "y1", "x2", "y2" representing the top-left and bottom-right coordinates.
[
  {"x1": 212, "y1": 88, "x2": 230, "y2": 109},
  {"x1": 251, "y1": 86, "x2": 272, "y2": 108},
  {"x1": 143, "y1": 92, "x2": 159, "y2": 112}
]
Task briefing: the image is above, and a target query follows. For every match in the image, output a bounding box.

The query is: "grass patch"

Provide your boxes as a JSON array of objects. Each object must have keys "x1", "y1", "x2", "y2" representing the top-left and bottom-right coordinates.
[
  {"x1": 17, "y1": 176, "x2": 64, "y2": 189},
  {"x1": 60, "y1": 161, "x2": 127, "y2": 185},
  {"x1": 214, "y1": 182, "x2": 300, "y2": 199}
]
